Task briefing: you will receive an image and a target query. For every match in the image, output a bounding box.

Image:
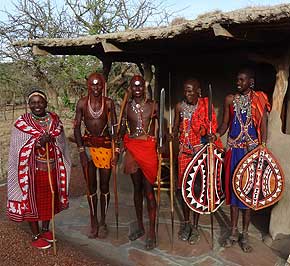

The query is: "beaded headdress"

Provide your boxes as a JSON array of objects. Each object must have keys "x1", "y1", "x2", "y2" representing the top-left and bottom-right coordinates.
[{"x1": 27, "y1": 90, "x2": 47, "y2": 102}]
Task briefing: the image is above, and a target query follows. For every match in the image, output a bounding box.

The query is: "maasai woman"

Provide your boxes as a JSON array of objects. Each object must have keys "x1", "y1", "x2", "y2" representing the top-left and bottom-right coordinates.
[{"x1": 7, "y1": 89, "x2": 71, "y2": 249}]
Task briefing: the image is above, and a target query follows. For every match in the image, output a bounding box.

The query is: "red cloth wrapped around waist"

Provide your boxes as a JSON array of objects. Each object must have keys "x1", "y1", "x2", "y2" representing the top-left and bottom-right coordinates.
[{"x1": 124, "y1": 134, "x2": 158, "y2": 184}]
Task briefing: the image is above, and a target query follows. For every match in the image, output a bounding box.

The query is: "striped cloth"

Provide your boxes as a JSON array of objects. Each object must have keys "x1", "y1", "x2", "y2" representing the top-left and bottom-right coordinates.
[
  {"x1": 7, "y1": 112, "x2": 71, "y2": 222},
  {"x1": 251, "y1": 91, "x2": 271, "y2": 143}
]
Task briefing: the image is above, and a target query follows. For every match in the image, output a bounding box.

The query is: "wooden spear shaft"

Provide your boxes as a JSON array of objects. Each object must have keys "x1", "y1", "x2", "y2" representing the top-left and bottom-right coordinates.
[
  {"x1": 156, "y1": 88, "x2": 165, "y2": 244},
  {"x1": 168, "y1": 72, "x2": 174, "y2": 249},
  {"x1": 208, "y1": 84, "x2": 214, "y2": 249},
  {"x1": 111, "y1": 127, "x2": 119, "y2": 239},
  {"x1": 110, "y1": 91, "x2": 128, "y2": 239},
  {"x1": 46, "y1": 142, "x2": 56, "y2": 255}
]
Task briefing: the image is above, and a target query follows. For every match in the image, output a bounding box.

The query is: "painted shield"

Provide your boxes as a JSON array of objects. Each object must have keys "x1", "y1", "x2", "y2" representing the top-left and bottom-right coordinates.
[
  {"x1": 233, "y1": 146, "x2": 284, "y2": 210},
  {"x1": 182, "y1": 143, "x2": 225, "y2": 214}
]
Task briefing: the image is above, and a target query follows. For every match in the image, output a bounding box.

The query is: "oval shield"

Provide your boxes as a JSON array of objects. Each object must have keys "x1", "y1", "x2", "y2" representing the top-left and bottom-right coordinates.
[
  {"x1": 233, "y1": 146, "x2": 284, "y2": 210},
  {"x1": 182, "y1": 143, "x2": 225, "y2": 214}
]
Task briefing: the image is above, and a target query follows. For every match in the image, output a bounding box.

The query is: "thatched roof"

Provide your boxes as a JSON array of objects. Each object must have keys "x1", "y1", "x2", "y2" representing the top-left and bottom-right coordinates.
[{"x1": 13, "y1": 3, "x2": 290, "y2": 62}]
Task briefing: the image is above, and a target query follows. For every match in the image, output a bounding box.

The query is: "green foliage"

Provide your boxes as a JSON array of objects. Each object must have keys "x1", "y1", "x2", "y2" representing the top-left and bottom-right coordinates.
[
  {"x1": 61, "y1": 90, "x2": 75, "y2": 112},
  {"x1": 0, "y1": 0, "x2": 171, "y2": 110}
]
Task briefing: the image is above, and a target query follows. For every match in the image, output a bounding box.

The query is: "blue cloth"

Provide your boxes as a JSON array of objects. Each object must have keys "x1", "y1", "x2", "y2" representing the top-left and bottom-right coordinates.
[{"x1": 228, "y1": 109, "x2": 258, "y2": 208}]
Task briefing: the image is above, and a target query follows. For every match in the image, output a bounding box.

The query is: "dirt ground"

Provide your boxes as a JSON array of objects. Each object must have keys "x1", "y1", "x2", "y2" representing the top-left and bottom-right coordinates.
[{"x1": 0, "y1": 107, "x2": 115, "y2": 266}]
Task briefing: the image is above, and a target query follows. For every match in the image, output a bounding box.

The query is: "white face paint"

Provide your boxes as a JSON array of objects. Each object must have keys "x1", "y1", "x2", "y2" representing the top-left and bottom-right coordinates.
[{"x1": 134, "y1": 80, "x2": 141, "y2": 86}]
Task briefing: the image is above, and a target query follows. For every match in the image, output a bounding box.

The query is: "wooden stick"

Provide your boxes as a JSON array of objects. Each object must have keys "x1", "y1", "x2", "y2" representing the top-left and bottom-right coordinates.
[
  {"x1": 111, "y1": 90, "x2": 128, "y2": 239},
  {"x1": 210, "y1": 213, "x2": 214, "y2": 250},
  {"x1": 156, "y1": 88, "x2": 165, "y2": 244},
  {"x1": 208, "y1": 84, "x2": 214, "y2": 249},
  {"x1": 117, "y1": 91, "x2": 129, "y2": 135},
  {"x1": 168, "y1": 73, "x2": 174, "y2": 249},
  {"x1": 156, "y1": 152, "x2": 162, "y2": 244},
  {"x1": 111, "y1": 133, "x2": 119, "y2": 239},
  {"x1": 46, "y1": 143, "x2": 56, "y2": 255}
]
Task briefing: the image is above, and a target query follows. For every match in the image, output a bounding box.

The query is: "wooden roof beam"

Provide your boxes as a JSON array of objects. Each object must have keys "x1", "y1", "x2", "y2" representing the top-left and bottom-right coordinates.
[
  {"x1": 32, "y1": 45, "x2": 51, "y2": 56},
  {"x1": 101, "y1": 40, "x2": 123, "y2": 53},
  {"x1": 212, "y1": 23, "x2": 234, "y2": 38}
]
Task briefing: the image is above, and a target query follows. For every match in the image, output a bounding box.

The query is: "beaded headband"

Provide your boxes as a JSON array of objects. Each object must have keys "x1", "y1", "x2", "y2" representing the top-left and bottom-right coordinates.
[{"x1": 28, "y1": 92, "x2": 47, "y2": 102}]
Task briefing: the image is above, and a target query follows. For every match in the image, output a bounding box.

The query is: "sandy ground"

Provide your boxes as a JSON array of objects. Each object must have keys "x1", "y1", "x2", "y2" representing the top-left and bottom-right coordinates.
[{"x1": 0, "y1": 181, "x2": 116, "y2": 266}]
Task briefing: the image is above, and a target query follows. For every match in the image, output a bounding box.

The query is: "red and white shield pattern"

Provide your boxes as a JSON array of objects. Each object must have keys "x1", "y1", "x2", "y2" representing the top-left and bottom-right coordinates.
[
  {"x1": 182, "y1": 143, "x2": 225, "y2": 214},
  {"x1": 233, "y1": 146, "x2": 284, "y2": 210}
]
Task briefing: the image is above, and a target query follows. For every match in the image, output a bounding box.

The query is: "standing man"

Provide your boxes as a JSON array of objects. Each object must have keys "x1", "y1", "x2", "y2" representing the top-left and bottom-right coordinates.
[
  {"x1": 120, "y1": 75, "x2": 158, "y2": 250},
  {"x1": 7, "y1": 89, "x2": 71, "y2": 249},
  {"x1": 74, "y1": 72, "x2": 118, "y2": 239},
  {"x1": 213, "y1": 68, "x2": 270, "y2": 252},
  {"x1": 172, "y1": 79, "x2": 222, "y2": 245}
]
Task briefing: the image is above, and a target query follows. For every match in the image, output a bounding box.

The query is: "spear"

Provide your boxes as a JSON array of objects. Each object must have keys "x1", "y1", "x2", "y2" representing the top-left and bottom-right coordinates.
[
  {"x1": 111, "y1": 90, "x2": 129, "y2": 238},
  {"x1": 168, "y1": 72, "x2": 174, "y2": 249},
  {"x1": 208, "y1": 83, "x2": 214, "y2": 249},
  {"x1": 46, "y1": 142, "x2": 56, "y2": 255},
  {"x1": 111, "y1": 124, "x2": 119, "y2": 239},
  {"x1": 156, "y1": 88, "x2": 165, "y2": 243}
]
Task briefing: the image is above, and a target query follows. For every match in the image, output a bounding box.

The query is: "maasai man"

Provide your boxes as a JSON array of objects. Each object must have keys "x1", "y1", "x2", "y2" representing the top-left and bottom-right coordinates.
[
  {"x1": 74, "y1": 72, "x2": 118, "y2": 238},
  {"x1": 7, "y1": 89, "x2": 71, "y2": 249},
  {"x1": 213, "y1": 68, "x2": 270, "y2": 252},
  {"x1": 119, "y1": 75, "x2": 158, "y2": 250},
  {"x1": 172, "y1": 79, "x2": 222, "y2": 245}
]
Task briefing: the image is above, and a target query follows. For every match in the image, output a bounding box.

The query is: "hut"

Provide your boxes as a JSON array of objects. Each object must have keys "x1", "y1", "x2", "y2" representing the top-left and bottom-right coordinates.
[{"x1": 14, "y1": 3, "x2": 290, "y2": 246}]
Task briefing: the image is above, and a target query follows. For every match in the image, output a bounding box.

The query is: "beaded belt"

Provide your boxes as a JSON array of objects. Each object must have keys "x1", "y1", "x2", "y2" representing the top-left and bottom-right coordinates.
[
  {"x1": 82, "y1": 135, "x2": 111, "y2": 148},
  {"x1": 36, "y1": 158, "x2": 56, "y2": 171},
  {"x1": 227, "y1": 137, "x2": 258, "y2": 149}
]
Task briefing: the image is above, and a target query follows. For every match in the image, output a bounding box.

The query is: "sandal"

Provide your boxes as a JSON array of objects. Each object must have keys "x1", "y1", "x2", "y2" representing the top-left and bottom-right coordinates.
[
  {"x1": 178, "y1": 222, "x2": 191, "y2": 241},
  {"x1": 128, "y1": 228, "x2": 145, "y2": 241},
  {"x1": 178, "y1": 223, "x2": 185, "y2": 237},
  {"x1": 145, "y1": 238, "x2": 156, "y2": 250},
  {"x1": 98, "y1": 224, "x2": 108, "y2": 239},
  {"x1": 88, "y1": 226, "x2": 99, "y2": 239},
  {"x1": 240, "y1": 232, "x2": 253, "y2": 253},
  {"x1": 188, "y1": 227, "x2": 200, "y2": 245},
  {"x1": 223, "y1": 229, "x2": 239, "y2": 248}
]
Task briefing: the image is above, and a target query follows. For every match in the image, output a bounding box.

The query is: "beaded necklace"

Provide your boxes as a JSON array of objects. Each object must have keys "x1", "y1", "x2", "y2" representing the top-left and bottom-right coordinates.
[
  {"x1": 181, "y1": 100, "x2": 198, "y2": 120},
  {"x1": 232, "y1": 91, "x2": 256, "y2": 145},
  {"x1": 181, "y1": 100, "x2": 198, "y2": 146},
  {"x1": 234, "y1": 92, "x2": 252, "y2": 117},
  {"x1": 88, "y1": 96, "x2": 104, "y2": 119},
  {"x1": 130, "y1": 99, "x2": 145, "y2": 137},
  {"x1": 32, "y1": 112, "x2": 51, "y2": 131}
]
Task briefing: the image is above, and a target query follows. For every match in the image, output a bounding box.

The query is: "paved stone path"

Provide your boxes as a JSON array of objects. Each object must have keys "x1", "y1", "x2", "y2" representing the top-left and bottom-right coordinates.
[{"x1": 55, "y1": 187, "x2": 287, "y2": 266}]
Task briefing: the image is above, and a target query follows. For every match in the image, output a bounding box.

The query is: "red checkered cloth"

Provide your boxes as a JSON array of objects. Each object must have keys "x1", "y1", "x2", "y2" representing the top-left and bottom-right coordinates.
[
  {"x1": 178, "y1": 152, "x2": 193, "y2": 189},
  {"x1": 26, "y1": 168, "x2": 60, "y2": 221},
  {"x1": 177, "y1": 97, "x2": 222, "y2": 188}
]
